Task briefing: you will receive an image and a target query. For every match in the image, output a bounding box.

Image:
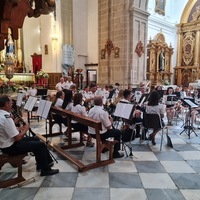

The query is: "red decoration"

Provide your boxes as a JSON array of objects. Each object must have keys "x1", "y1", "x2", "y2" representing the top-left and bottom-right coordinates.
[
  {"x1": 135, "y1": 41, "x2": 144, "y2": 57},
  {"x1": 31, "y1": 53, "x2": 42, "y2": 74}
]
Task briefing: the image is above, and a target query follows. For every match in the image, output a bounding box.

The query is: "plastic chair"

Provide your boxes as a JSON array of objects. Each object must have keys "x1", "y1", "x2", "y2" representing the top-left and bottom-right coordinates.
[{"x1": 143, "y1": 113, "x2": 168, "y2": 151}]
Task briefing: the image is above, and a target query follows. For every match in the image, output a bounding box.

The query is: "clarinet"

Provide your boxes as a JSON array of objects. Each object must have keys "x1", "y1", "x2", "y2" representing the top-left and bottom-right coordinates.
[{"x1": 11, "y1": 109, "x2": 36, "y2": 137}]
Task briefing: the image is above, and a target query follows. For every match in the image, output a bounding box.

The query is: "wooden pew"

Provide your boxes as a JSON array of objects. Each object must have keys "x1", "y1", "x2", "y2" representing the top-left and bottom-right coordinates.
[
  {"x1": 0, "y1": 154, "x2": 27, "y2": 188},
  {"x1": 36, "y1": 106, "x2": 116, "y2": 172}
]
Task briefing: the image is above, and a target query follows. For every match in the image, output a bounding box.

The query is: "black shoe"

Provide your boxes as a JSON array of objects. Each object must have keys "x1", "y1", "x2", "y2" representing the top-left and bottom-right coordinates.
[
  {"x1": 40, "y1": 168, "x2": 59, "y2": 176},
  {"x1": 113, "y1": 152, "x2": 124, "y2": 158},
  {"x1": 135, "y1": 133, "x2": 141, "y2": 138},
  {"x1": 37, "y1": 162, "x2": 54, "y2": 171}
]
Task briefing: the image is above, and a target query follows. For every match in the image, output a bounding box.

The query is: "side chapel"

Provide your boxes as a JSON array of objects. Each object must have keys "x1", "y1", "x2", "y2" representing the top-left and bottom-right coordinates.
[{"x1": 146, "y1": 33, "x2": 173, "y2": 88}]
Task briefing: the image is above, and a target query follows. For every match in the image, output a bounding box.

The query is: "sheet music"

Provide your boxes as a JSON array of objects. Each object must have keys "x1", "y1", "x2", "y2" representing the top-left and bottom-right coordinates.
[
  {"x1": 36, "y1": 100, "x2": 46, "y2": 117},
  {"x1": 42, "y1": 101, "x2": 52, "y2": 119},
  {"x1": 184, "y1": 99, "x2": 198, "y2": 108},
  {"x1": 16, "y1": 93, "x2": 24, "y2": 107},
  {"x1": 28, "y1": 97, "x2": 37, "y2": 112},
  {"x1": 114, "y1": 102, "x2": 134, "y2": 119},
  {"x1": 37, "y1": 100, "x2": 52, "y2": 119},
  {"x1": 24, "y1": 96, "x2": 37, "y2": 111}
]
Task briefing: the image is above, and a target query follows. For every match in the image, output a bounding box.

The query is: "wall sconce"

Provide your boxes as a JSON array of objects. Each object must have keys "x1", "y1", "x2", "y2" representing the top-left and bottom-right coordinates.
[{"x1": 5, "y1": 57, "x2": 14, "y2": 81}]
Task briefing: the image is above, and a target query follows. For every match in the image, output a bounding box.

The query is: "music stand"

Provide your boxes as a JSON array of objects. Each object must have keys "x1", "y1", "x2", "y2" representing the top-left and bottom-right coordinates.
[
  {"x1": 166, "y1": 95, "x2": 178, "y2": 106},
  {"x1": 36, "y1": 100, "x2": 58, "y2": 163},
  {"x1": 179, "y1": 98, "x2": 198, "y2": 138},
  {"x1": 113, "y1": 102, "x2": 135, "y2": 157},
  {"x1": 24, "y1": 96, "x2": 38, "y2": 136},
  {"x1": 138, "y1": 93, "x2": 149, "y2": 107}
]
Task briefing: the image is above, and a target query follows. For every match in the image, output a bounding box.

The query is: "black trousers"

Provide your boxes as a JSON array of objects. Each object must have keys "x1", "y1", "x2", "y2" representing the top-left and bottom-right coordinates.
[
  {"x1": 90, "y1": 129, "x2": 121, "y2": 154},
  {"x1": 1, "y1": 137, "x2": 53, "y2": 170}
]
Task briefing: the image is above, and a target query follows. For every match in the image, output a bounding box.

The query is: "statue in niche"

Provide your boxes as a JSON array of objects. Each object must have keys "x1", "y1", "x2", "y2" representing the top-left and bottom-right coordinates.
[
  {"x1": 5, "y1": 32, "x2": 14, "y2": 55},
  {"x1": 159, "y1": 49, "x2": 165, "y2": 71}
]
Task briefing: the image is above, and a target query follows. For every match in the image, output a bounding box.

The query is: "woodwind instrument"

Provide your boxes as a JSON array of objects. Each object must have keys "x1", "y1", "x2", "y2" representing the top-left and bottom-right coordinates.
[{"x1": 11, "y1": 108, "x2": 36, "y2": 137}]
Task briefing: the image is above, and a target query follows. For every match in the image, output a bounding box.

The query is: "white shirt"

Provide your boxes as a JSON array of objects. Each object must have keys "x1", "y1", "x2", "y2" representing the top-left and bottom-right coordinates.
[
  {"x1": 0, "y1": 110, "x2": 19, "y2": 148},
  {"x1": 26, "y1": 88, "x2": 37, "y2": 97},
  {"x1": 146, "y1": 104, "x2": 165, "y2": 117},
  {"x1": 71, "y1": 104, "x2": 87, "y2": 123},
  {"x1": 55, "y1": 82, "x2": 67, "y2": 91},
  {"x1": 88, "y1": 105, "x2": 111, "y2": 134},
  {"x1": 65, "y1": 81, "x2": 74, "y2": 89},
  {"x1": 54, "y1": 98, "x2": 63, "y2": 107}
]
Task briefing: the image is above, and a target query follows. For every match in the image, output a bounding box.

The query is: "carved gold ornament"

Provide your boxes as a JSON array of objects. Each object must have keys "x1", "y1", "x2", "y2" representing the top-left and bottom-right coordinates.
[{"x1": 182, "y1": 32, "x2": 195, "y2": 65}]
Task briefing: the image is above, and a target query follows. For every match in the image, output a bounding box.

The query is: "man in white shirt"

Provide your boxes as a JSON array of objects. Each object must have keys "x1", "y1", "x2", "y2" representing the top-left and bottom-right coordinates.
[
  {"x1": 26, "y1": 83, "x2": 37, "y2": 97},
  {"x1": 55, "y1": 77, "x2": 66, "y2": 91},
  {"x1": 88, "y1": 96, "x2": 124, "y2": 158},
  {"x1": 65, "y1": 76, "x2": 74, "y2": 89}
]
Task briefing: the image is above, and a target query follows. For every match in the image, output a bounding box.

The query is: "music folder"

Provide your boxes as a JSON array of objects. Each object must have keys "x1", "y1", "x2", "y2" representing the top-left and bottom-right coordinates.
[
  {"x1": 113, "y1": 102, "x2": 134, "y2": 120},
  {"x1": 182, "y1": 98, "x2": 198, "y2": 109},
  {"x1": 166, "y1": 95, "x2": 178, "y2": 105},
  {"x1": 24, "y1": 96, "x2": 38, "y2": 112},
  {"x1": 37, "y1": 100, "x2": 52, "y2": 119}
]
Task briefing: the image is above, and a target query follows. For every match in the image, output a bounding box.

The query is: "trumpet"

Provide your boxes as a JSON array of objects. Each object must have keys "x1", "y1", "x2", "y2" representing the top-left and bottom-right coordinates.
[{"x1": 11, "y1": 108, "x2": 36, "y2": 137}]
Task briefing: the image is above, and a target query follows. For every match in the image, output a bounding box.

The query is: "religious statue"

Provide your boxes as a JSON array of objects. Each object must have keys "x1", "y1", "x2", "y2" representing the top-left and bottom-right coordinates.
[{"x1": 159, "y1": 49, "x2": 165, "y2": 71}]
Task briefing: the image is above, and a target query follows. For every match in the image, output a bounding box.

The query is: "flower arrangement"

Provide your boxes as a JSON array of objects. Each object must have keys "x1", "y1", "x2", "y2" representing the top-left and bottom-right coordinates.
[
  {"x1": 0, "y1": 80, "x2": 18, "y2": 94},
  {"x1": 36, "y1": 70, "x2": 49, "y2": 78}
]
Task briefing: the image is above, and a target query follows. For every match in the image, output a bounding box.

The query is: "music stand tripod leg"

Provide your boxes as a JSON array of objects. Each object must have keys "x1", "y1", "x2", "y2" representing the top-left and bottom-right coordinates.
[{"x1": 45, "y1": 119, "x2": 58, "y2": 163}]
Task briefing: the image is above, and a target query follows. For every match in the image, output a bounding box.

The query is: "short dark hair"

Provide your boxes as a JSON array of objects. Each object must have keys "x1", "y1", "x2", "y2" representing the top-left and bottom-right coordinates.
[
  {"x1": 123, "y1": 89, "x2": 131, "y2": 99},
  {"x1": 0, "y1": 95, "x2": 11, "y2": 107}
]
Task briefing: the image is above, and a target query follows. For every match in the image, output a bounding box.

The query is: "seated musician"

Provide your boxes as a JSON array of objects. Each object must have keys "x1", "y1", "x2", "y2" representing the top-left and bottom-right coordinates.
[
  {"x1": 0, "y1": 95, "x2": 59, "y2": 176},
  {"x1": 26, "y1": 82, "x2": 37, "y2": 98},
  {"x1": 120, "y1": 89, "x2": 142, "y2": 138},
  {"x1": 146, "y1": 90, "x2": 165, "y2": 145},
  {"x1": 71, "y1": 93, "x2": 94, "y2": 147},
  {"x1": 88, "y1": 96, "x2": 124, "y2": 158},
  {"x1": 52, "y1": 91, "x2": 68, "y2": 126},
  {"x1": 162, "y1": 87, "x2": 176, "y2": 126}
]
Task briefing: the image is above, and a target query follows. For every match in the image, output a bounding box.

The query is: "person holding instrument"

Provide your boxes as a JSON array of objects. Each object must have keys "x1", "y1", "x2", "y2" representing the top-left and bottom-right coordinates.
[{"x1": 0, "y1": 95, "x2": 59, "y2": 176}]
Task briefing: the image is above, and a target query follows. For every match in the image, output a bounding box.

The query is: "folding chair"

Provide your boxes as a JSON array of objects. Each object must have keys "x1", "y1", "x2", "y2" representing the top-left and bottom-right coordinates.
[{"x1": 143, "y1": 113, "x2": 168, "y2": 151}]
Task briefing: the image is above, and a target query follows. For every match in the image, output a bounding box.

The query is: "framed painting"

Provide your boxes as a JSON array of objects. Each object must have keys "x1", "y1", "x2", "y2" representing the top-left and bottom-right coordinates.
[{"x1": 155, "y1": 0, "x2": 166, "y2": 16}]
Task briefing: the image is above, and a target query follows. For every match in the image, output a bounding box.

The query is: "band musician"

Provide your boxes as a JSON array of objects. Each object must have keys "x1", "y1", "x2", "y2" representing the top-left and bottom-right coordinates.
[{"x1": 0, "y1": 95, "x2": 59, "y2": 176}]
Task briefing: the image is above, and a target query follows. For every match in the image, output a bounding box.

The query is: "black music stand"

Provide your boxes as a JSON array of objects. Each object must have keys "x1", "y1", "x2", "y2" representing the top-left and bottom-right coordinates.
[
  {"x1": 113, "y1": 102, "x2": 135, "y2": 157},
  {"x1": 36, "y1": 100, "x2": 58, "y2": 163},
  {"x1": 166, "y1": 95, "x2": 178, "y2": 106},
  {"x1": 138, "y1": 93, "x2": 149, "y2": 107},
  {"x1": 24, "y1": 96, "x2": 38, "y2": 136},
  {"x1": 179, "y1": 98, "x2": 198, "y2": 139}
]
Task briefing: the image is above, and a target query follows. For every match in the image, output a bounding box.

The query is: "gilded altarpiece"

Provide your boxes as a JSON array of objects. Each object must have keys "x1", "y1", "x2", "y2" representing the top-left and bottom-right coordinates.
[
  {"x1": 175, "y1": 14, "x2": 200, "y2": 86},
  {"x1": 146, "y1": 33, "x2": 173, "y2": 88}
]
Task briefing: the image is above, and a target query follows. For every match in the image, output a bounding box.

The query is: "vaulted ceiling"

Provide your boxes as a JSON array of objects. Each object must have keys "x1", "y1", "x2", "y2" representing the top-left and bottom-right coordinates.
[{"x1": 0, "y1": 0, "x2": 55, "y2": 51}]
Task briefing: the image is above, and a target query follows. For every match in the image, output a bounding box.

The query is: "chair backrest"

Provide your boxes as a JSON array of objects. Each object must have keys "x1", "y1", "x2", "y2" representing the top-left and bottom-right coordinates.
[{"x1": 143, "y1": 113, "x2": 163, "y2": 129}]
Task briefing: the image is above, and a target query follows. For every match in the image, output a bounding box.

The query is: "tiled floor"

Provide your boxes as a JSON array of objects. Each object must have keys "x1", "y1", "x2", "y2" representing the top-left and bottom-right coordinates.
[{"x1": 1, "y1": 117, "x2": 200, "y2": 200}]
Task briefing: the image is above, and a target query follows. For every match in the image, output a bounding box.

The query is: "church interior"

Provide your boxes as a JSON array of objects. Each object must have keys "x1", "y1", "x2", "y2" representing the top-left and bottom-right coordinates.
[
  {"x1": 1, "y1": 0, "x2": 199, "y2": 89},
  {"x1": 1, "y1": 1, "x2": 200, "y2": 200}
]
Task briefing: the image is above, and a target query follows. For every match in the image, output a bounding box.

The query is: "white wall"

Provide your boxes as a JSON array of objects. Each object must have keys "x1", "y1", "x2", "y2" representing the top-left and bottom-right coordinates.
[
  {"x1": 23, "y1": 0, "x2": 62, "y2": 73},
  {"x1": 87, "y1": 0, "x2": 98, "y2": 64},
  {"x1": 73, "y1": 0, "x2": 88, "y2": 68}
]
